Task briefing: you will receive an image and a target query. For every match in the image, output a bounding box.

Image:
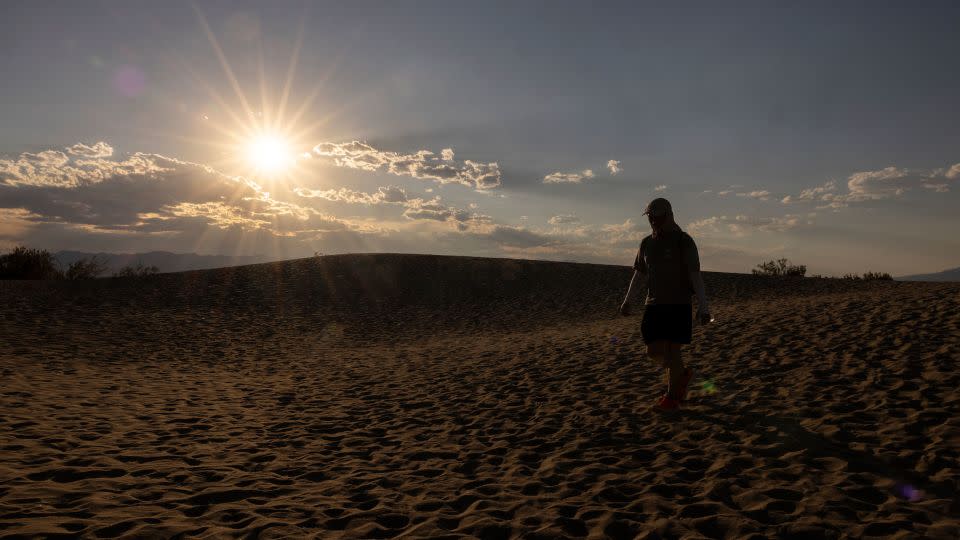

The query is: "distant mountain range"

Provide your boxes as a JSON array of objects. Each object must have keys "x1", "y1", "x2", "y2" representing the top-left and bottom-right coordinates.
[
  {"x1": 897, "y1": 267, "x2": 960, "y2": 282},
  {"x1": 54, "y1": 251, "x2": 270, "y2": 274}
]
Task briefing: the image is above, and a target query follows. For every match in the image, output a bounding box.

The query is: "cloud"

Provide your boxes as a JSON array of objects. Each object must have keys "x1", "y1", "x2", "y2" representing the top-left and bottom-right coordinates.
[
  {"x1": 66, "y1": 142, "x2": 114, "y2": 158},
  {"x1": 846, "y1": 167, "x2": 911, "y2": 198},
  {"x1": 736, "y1": 190, "x2": 771, "y2": 201},
  {"x1": 798, "y1": 180, "x2": 837, "y2": 201},
  {"x1": 0, "y1": 208, "x2": 40, "y2": 249},
  {"x1": 732, "y1": 214, "x2": 802, "y2": 232},
  {"x1": 784, "y1": 162, "x2": 960, "y2": 210},
  {"x1": 312, "y1": 141, "x2": 501, "y2": 189},
  {"x1": 295, "y1": 185, "x2": 408, "y2": 204},
  {"x1": 654, "y1": 184, "x2": 667, "y2": 192},
  {"x1": 598, "y1": 218, "x2": 646, "y2": 247},
  {"x1": 0, "y1": 142, "x2": 364, "y2": 242},
  {"x1": 606, "y1": 160, "x2": 622, "y2": 175},
  {"x1": 687, "y1": 216, "x2": 723, "y2": 237},
  {"x1": 401, "y1": 197, "x2": 493, "y2": 232},
  {"x1": 548, "y1": 214, "x2": 581, "y2": 225},
  {"x1": 946, "y1": 163, "x2": 960, "y2": 180},
  {"x1": 481, "y1": 225, "x2": 554, "y2": 248},
  {"x1": 294, "y1": 184, "x2": 491, "y2": 232},
  {"x1": 0, "y1": 145, "x2": 172, "y2": 189},
  {"x1": 717, "y1": 190, "x2": 732, "y2": 196},
  {"x1": 688, "y1": 213, "x2": 806, "y2": 237},
  {"x1": 543, "y1": 169, "x2": 594, "y2": 184}
]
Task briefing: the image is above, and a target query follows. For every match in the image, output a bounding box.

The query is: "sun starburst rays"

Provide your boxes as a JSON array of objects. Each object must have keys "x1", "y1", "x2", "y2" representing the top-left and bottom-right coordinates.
[{"x1": 186, "y1": 5, "x2": 326, "y2": 186}]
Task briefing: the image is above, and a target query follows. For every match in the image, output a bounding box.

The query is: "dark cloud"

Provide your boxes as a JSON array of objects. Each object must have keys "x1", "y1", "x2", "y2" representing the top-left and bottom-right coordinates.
[{"x1": 482, "y1": 225, "x2": 554, "y2": 248}]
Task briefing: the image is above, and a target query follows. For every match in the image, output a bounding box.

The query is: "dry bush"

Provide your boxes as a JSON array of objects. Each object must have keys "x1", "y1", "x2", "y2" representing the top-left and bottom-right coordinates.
[
  {"x1": 752, "y1": 258, "x2": 807, "y2": 277},
  {"x1": 0, "y1": 246, "x2": 61, "y2": 280},
  {"x1": 112, "y1": 262, "x2": 159, "y2": 278},
  {"x1": 64, "y1": 256, "x2": 108, "y2": 280}
]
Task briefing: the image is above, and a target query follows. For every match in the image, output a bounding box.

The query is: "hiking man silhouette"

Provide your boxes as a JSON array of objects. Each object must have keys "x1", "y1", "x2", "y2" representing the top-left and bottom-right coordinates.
[{"x1": 620, "y1": 197, "x2": 711, "y2": 410}]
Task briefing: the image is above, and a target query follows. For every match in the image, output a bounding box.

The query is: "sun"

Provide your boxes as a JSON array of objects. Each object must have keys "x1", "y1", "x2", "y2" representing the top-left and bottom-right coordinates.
[{"x1": 246, "y1": 133, "x2": 294, "y2": 174}]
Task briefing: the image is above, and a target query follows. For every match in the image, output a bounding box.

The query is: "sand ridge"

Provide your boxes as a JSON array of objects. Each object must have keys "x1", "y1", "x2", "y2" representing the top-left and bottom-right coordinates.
[{"x1": 1, "y1": 254, "x2": 959, "y2": 538}]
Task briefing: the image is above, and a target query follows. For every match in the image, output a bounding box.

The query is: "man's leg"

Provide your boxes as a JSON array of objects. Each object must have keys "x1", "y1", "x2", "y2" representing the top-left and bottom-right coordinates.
[
  {"x1": 645, "y1": 340, "x2": 667, "y2": 368},
  {"x1": 665, "y1": 342, "x2": 686, "y2": 400},
  {"x1": 647, "y1": 341, "x2": 672, "y2": 398}
]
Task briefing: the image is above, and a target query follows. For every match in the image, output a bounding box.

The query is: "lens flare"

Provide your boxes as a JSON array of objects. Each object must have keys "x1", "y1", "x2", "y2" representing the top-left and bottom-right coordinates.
[{"x1": 895, "y1": 483, "x2": 923, "y2": 501}]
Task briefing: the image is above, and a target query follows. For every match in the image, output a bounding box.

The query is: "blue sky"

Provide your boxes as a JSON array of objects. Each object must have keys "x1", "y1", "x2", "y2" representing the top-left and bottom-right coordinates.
[{"x1": 1, "y1": 1, "x2": 958, "y2": 275}]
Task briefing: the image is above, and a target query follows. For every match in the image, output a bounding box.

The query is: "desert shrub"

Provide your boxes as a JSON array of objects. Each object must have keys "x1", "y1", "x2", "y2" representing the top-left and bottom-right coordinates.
[
  {"x1": 0, "y1": 245, "x2": 61, "y2": 279},
  {"x1": 752, "y1": 258, "x2": 807, "y2": 277},
  {"x1": 840, "y1": 273, "x2": 861, "y2": 280},
  {"x1": 64, "y1": 255, "x2": 108, "y2": 280},
  {"x1": 862, "y1": 271, "x2": 892, "y2": 281},
  {"x1": 112, "y1": 262, "x2": 159, "y2": 278}
]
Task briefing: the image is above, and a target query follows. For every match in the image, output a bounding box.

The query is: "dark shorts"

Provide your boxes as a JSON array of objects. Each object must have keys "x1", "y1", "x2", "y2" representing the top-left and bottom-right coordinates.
[{"x1": 641, "y1": 304, "x2": 693, "y2": 345}]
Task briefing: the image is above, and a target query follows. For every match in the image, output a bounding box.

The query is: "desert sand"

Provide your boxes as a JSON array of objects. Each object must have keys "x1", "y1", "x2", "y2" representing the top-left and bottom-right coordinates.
[{"x1": 1, "y1": 254, "x2": 958, "y2": 539}]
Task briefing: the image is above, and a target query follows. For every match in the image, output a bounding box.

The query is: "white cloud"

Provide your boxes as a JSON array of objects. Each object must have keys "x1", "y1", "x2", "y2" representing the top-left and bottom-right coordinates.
[
  {"x1": 734, "y1": 213, "x2": 802, "y2": 232},
  {"x1": 66, "y1": 142, "x2": 114, "y2": 158},
  {"x1": 688, "y1": 213, "x2": 806, "y2": 237},
  {"x1": 312, "y1": 141, "x2": 501, "y2": 189},
  {"x1": 401, "y1": 197, "x2": 492, "y2": 231},
  {"x1": 654, "y1": 184, "x2": 667, "y2": 192},
  {"x1": 946, "y1": 163, "x2": 960, "y2": 180},
  {"x1": 543, "y1": 169, "x2": 594, "y2": 184},
  {"x1": 598, "y1": 218, "x2": 645, "y2": 246},
  {"x1": 294, "y1": 185, "x2": 409, "y2": 205},
  {"x1": 736, "y1": 190, "x2": 771, "y2": 201},
  {"x1": 548, "y1": 214, "x2": 581, "y2": 225},
  {"x1": 847, "y1": 167, "x2": 910, "y2": 198},
  {"x1": 606, "y1": 160, "x2": 622, "y2": 175},
  {"x1": 0, "y1": 145, "x2": 173, "y2": 189},
  {"x1": 798, "y1": 180, "x2": 837, "y2": 201},
  {"x1": 784, "y1": 162, "x2": 960, "y2": 210},
  {"x1": 294, "y1": 183, "x2": 491, "y2": 232}
]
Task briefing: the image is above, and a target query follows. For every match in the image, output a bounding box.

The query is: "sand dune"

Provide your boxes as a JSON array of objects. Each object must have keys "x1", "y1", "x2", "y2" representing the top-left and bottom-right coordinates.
[{"x1": 1, "y1": 254, "x2": 958, "y2": 539}]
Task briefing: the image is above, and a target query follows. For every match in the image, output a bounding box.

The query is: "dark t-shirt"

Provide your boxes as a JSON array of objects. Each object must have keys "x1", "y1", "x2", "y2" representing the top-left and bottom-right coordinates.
[{"x1": 633, "y1": 229, "x2": 700, "y2": 305}]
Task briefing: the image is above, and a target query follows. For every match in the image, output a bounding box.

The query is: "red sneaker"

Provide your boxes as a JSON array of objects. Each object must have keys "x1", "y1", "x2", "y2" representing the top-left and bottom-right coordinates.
[
  {"x1": 678, "y1": 368, "x2": 695, "y2": 403},
  {"x1": 656, "y1": 394, "x2": 681, "y2": 411}
]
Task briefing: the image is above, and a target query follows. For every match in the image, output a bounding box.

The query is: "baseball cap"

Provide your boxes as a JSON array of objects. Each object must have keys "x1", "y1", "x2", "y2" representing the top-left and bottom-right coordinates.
[{"x1": 643, "y1": 197, "x2": 672, "y2": 217}]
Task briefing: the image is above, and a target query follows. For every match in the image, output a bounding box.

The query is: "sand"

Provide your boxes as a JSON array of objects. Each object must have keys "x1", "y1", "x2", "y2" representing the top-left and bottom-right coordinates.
[{"x1": 1, "y1": 254, "x2": 958, "y2": 539}]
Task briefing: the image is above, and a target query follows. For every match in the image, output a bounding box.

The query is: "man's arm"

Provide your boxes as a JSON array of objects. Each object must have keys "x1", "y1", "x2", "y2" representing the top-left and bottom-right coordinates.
[
  {"x1": 620, "y1": 268, "x2": 645, "y2": 315},
  {"x1": 621, "y1": 241, "x2": 646, "y2": 315},
  {"x1": 684, "y1": 234, "x2": 711, "y2": 324},
  {"x1": 689, "y1": 269, "x2": 710, "y2": 320}
]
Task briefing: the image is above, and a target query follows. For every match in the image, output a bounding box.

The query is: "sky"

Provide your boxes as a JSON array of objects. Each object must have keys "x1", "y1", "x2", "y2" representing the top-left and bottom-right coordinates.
[{"x1": 1, "y1": 0, "x2": 959, "y2": 276}]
